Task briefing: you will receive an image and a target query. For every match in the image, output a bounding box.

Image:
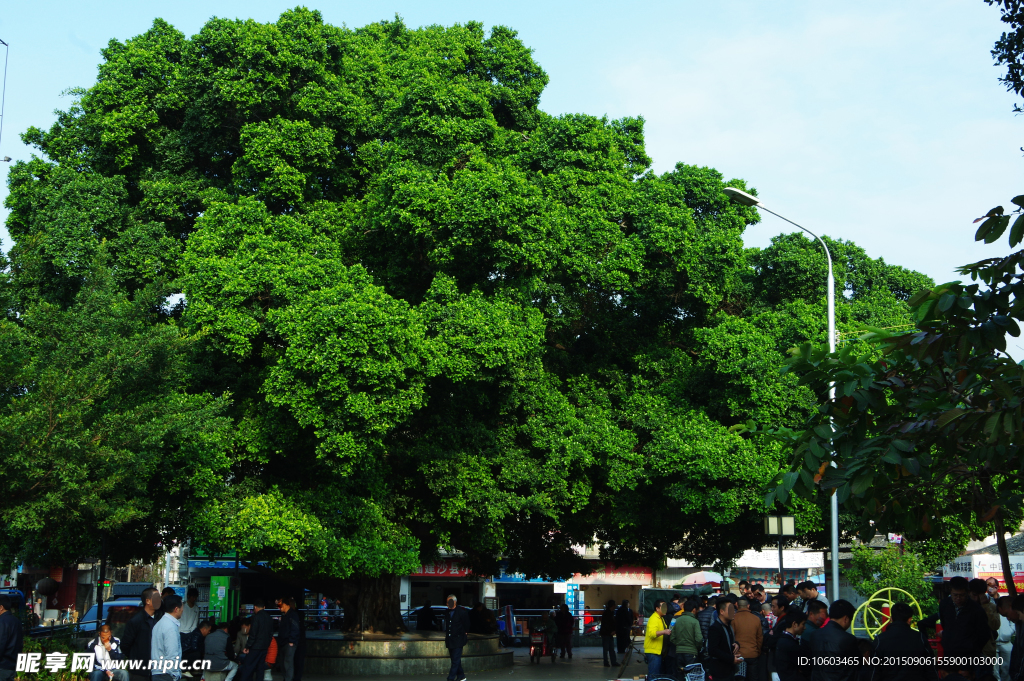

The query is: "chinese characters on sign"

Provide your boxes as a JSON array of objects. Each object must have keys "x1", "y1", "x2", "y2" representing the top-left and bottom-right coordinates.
[
  {"x1": 942, "y1": 554, "x2": 1024, "y2": 591},
  {"x1": 409, "y1": 559, "x2": 472, "y2": 578}
]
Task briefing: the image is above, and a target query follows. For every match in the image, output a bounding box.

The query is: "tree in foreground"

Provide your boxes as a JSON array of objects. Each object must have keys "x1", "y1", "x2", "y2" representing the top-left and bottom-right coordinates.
[
  {"x1": 3, "y1": 9, "x2": 931, "y2": 630},
  {"x1": 765, "y1": 202, "x2": 1024, "y2": 596}
]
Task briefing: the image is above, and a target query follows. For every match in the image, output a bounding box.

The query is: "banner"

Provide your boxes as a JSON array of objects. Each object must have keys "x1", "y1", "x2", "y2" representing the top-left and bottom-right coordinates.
[
  {"x1": 942, "y1": 554, "x2": 1024, "y2": 591},
  {"x1": 570, "y1": 562, "x2": 653, "y2": 585},
  {"x1": 409, "y1": 559, "x2": 474, "y2": 578}
]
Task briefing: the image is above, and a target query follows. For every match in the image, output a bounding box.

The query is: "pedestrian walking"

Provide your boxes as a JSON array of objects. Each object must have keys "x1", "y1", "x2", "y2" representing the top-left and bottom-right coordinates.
[
  {"x1": 615, "y1": 600, "x2": 635, "y2": 656},
  {"x1": 643, "y1": 599, "x2": 672, "y2": 677},
  {"x1": 122, "y1": 587, "x2": 163, "y2": 681},
  {"x1": 807, "y1": 600, "x2": 858, "y2": 681},
  {"x1": 870, "y1": 602, "x2": 937, "y2": 681},
  {"x1": 599, "y1": 600, "x2": 618, "y2": 668},
  {"x1": 278, "y1": 598, "x2": 300, "y2": 681},
  {"x1": 706, "y1": 600, "x2": 742, "y2": 681},
  {"x1": 555, "y1": 604, "x2": 574, "y2": 659},
  {"x1": 774, "y1": 610, "x2": 807, "y2": 681},
  {"x1": 444, "y1": 595, "x2": 470, "y2": 681},
  {"x1": 0, "y1": 595, "x2": 24, "y2": 681},
  {"x1": 151, "y1": 595, "x2": 184, "y2": 681},
  {"x1": 204, "y1": 622, "x2": 238, "y2": 681},
  {"x1": 733, "y1": 599, "x2": 763, "y2": 680},
  {"x1": 237, "y1": 600, "x2": 271, "y2": 681},
  {"x1": 669, "y1": 599, "x2": 703, "y2": 668}
]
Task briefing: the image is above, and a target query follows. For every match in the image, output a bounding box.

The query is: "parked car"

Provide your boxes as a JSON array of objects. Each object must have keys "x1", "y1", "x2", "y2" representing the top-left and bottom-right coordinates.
[
  {"x1": 0, "y1": 589, "x2": 26, "y2": 614},
  {"x1": 76, "y1": 597, "x2": 141, "y2": 635},
  {"x1": 402, "y1": 605, "x2": 470, "y2": 631}
]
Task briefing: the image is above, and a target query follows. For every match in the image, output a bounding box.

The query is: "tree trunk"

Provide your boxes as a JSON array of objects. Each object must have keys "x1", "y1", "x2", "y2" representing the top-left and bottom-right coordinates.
[
  {"x1": 340, "y1": 575, "x2": 405, "y2": 634},
  {"x1": 994, "y1": 509, "x2": 1018, "y2": 597}
]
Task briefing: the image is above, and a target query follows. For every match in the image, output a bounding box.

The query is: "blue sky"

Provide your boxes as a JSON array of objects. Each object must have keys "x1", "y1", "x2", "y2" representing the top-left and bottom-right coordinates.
[{"x1": 0, "y1": 1, "x2": 1020, "y2": 289}]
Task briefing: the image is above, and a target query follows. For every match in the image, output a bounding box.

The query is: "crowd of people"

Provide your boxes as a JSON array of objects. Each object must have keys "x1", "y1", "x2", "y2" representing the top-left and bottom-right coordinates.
[
  {"x1": 0, "y1": 588, "x2": 308, "y2": 681},
  {"x1": 117, "y1": 587, "x2": 306, "y2": 681},
  {"x1": 631, "y1": 577, "x2": 1024, "y2": 681}
]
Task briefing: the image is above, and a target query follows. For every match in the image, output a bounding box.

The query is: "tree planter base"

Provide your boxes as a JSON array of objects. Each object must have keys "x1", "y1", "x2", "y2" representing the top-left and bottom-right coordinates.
[{"x1": 302, "y1": 632, "x2": 512, "y2": 675}]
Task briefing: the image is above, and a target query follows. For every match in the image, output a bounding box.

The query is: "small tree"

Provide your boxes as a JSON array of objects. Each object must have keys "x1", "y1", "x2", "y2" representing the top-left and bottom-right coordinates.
[{"x1": 845, "y1": 543, "x2": 936, "y2": 614}]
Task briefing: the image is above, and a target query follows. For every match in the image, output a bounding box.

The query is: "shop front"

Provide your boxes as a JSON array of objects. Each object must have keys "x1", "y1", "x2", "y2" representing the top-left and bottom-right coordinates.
[
  {"x1": 403, "y1": 558, "x2": 485, "y2": 614},
  {"x1": 571, "y1": 562, "x2": 652, "y2": 613},
  {"x1": 490, "y1": 562, "x2": 568, "y2": 610}
]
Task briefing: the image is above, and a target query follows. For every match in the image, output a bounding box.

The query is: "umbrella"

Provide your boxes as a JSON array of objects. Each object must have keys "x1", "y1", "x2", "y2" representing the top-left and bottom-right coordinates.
[{"x1": 680, "y1": 571, "x2": 723, "y2": 586}]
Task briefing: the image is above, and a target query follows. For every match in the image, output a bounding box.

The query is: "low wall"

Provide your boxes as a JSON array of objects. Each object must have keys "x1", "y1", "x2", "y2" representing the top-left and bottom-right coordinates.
[{"x1": 303, "y1": 632, "x2": 513, "y2": 676}]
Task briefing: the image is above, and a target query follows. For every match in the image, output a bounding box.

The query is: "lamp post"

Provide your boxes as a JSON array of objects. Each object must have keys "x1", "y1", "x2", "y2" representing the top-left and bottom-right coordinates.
[
  {"x1": 764, "y1": 515, "x2": 797, "y2": 586},
  {"x1": 723, "y1": 187, "x2": 840, "y2": 602}
]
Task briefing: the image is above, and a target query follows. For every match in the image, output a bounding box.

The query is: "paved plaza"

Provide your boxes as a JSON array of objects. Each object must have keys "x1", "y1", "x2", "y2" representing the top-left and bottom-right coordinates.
[{"x1": 290, "y1": 645, "x2": 652, "y2": 681}]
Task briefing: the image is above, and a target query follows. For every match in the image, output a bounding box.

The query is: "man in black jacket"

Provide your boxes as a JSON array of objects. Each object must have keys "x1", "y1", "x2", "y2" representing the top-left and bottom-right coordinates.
[
  {"x1": 444, "y1": 595, "x2": 471, "y2": 681},
  {"x1": 599, "y1": 600, "x2": 618, "y2": 668},
  {"x1": 0, "y1": 595, "x2": 23, "y2": 681},
  {"x1": 774, "y1": 610, "x2": 807, "y2": 681},
  {"x1": 919, "y1": 576, "x2": 989, "y2": 662},
  {"x1": 121, "y1": 588, "x2": 163, "y2": 681},
  {"x1": 416, "y1": 601, "x2": 438, "y2": 631},
  {"x1": 238, "y1": 600, "x2": 271, "y2": 681},
  {"x1": 615, "y1": 601, "x2": 635, "y2": 656},
  {"x1": 871, "y1": 602, "x2": 937, "y2": 681},
  {"x1": 807, "y1": 599, "x2": 859, "y2": 681},
  {"x1": 278, "y1": 598, "x2": 301, "y2": 681},
  {"x1": 706, "y1": 600, "x2": 741, "y2": 680}
]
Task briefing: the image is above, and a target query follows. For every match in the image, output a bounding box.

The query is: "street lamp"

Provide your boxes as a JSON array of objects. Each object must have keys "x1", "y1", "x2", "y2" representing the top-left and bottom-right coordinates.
[
  {"x1": 723, "y1": 187, "x2": 840, "y2": 602},
  {"x1": 764, "y1": 515, "x2": 796, "y2": 585}
]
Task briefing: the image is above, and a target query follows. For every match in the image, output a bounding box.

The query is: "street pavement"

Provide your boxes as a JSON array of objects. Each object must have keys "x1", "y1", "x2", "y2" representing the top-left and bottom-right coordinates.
[{"x1": 288, "y1": 645, "x2": 652, "y2": 681}]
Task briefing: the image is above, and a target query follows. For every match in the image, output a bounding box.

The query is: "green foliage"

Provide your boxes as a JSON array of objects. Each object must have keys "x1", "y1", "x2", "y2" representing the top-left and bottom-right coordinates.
[
  {"x1": 765, "y1": 194, "x2": 1024, "y2": 595},
  {"x1": 18, "y1": 632, "x2": 89, "y2": 681},
  {"x1": 986, "y1": 0, "x2": 1024, "y2": 111},
  {"x1": 846, "y1": 543, "x2": 936, "y2": 614},
  {"x1": 3, "y1": 9, "x2": 931, "y2": 604},
  {"x1": 0, "y1": 252, "x2": 234, "y2": 566}
]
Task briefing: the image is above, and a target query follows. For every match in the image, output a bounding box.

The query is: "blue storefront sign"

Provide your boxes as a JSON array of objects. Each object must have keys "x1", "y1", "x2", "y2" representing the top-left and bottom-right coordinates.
[
  {"x1": 187, "y1": 560, "x2": 269, "y2": 570},
  {"x1": 492, "y1": 560, "x2": 567, "y2": 584}
]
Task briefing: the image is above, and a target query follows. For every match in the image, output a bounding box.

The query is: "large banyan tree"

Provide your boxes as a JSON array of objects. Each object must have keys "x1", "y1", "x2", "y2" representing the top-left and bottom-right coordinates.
[{"x1": 1, "y1": 9, "x2": 931, "y2": 630}]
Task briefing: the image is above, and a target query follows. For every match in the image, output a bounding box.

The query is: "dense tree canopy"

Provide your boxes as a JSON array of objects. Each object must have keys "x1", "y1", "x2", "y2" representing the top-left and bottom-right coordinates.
[{"x1": 1, "y1": 9, "x2": 931, "y2": 628}]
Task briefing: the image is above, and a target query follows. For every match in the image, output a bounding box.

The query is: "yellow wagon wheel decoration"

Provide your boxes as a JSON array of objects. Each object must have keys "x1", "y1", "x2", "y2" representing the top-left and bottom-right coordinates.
[{"x1": 851, "y1": 587, "x2": 924, "y2": 640}]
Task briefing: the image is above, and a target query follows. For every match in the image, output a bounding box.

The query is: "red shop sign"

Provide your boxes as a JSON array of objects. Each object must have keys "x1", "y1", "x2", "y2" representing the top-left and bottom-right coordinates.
[{"x1": 410, "y1": 559, "x2": 473, "y2": 578}]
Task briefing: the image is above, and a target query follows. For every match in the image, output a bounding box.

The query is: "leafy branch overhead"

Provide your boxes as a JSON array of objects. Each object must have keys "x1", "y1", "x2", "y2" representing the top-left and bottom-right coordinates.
[{"x1": 763, "y1": 194, "x2": 1024, "y2": 593}]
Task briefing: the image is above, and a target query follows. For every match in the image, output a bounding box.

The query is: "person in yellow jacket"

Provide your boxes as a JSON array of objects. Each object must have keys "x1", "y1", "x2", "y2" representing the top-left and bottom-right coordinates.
[{"x1": 643, "y1": 600, "x2": 672, "y2": 677}]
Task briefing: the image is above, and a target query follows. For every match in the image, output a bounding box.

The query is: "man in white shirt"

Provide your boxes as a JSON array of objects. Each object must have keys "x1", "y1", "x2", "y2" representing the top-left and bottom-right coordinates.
[
  {"x1": 995, "y1": 598, "x2": 1016, "y2": 681},
  {"x1": 796, "y1": 581, "x2": 829, "y2": 612},
  {"x1": 152, "y1": 596, "x2": 183, "y2": 681},
  {"x1": 179, "y1": 588, "x2": 200, "y2": 651}
]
